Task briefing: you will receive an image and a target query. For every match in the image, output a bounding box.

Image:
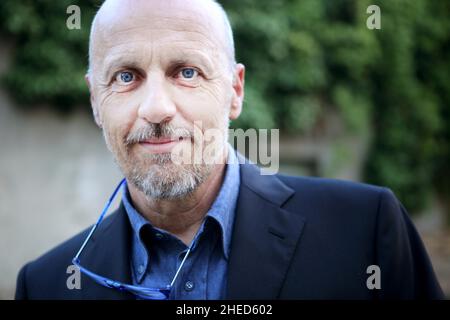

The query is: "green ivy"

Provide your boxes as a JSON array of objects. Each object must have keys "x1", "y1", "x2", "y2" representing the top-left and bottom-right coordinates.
[{"x1": 0, "y1": 0, "x2": 101, "y2": 109}]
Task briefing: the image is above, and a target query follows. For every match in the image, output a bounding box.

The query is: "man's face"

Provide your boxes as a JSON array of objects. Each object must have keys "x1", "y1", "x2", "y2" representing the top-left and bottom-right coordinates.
[{"x1": 88, "y1": 0, "x2": 244, "y2": 199}]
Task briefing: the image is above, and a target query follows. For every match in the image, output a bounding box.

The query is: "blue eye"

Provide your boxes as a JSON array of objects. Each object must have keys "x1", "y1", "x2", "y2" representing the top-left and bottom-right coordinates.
[
  {"x1": 119, "y1": 71, "x2": 134, "y2": 83},
  {"x1": 181, "y1": 68, "x2": 197, "y2": 79}
]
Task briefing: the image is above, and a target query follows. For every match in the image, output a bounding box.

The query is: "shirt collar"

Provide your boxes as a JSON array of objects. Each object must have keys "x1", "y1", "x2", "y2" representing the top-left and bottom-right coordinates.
[{"x1": 206, "y1": 145, "x2": 240, "y2": 259}]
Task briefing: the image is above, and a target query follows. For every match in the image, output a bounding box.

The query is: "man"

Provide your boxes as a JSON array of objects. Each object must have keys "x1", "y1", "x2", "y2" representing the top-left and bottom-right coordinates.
[{"x1": 16, "y1": 0, "x2": 443, "y2": 299}]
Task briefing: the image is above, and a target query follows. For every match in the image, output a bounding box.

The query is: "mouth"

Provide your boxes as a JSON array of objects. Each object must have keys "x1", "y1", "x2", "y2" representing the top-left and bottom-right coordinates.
[{"x1": 138, "y1": 136, "x2": 186, "y2": 154}]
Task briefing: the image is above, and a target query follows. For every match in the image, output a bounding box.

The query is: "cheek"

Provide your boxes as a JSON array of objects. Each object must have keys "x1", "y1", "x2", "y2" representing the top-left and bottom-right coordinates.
[
  {"x1": 173, "y1": 83, "x2": 230, "y2": 128},
  {"x1": 100, "y1": 96, "x2": 139, "y2": 151},
  {"x1": 102, "y1": 121, "x2": 126, "y2": 156}
]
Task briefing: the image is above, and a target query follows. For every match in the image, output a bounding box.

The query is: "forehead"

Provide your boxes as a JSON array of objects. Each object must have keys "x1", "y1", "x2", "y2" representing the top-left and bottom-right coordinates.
[
  {"x1": 92, "y1": 2, "x2": 226, "y2": 65},
  {"x1": 104, "y1": 16, "x2": 217, "y2": 47}
]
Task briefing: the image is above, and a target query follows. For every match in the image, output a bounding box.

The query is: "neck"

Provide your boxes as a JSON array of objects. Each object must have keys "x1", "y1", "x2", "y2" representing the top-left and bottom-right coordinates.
[{"x1": 127, "y1": 150, "x2": 228, "y2": 245}]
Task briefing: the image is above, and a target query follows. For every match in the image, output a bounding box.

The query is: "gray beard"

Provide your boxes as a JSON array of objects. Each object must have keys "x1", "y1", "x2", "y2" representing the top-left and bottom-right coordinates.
[{"x1": 127, "y1": 153, "x2": 213, "y2": 200}]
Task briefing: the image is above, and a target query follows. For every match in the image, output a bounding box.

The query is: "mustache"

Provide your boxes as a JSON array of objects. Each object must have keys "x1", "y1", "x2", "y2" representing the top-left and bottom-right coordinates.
[{"x1": 125, "y1": 123, "x2": 193, "y2": 145}]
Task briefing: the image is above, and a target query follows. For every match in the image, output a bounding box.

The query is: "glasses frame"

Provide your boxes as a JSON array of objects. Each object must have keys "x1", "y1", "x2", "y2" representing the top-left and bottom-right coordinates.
[{"x1": 72, "y1": 178, "x2": 193, "y2": 300}]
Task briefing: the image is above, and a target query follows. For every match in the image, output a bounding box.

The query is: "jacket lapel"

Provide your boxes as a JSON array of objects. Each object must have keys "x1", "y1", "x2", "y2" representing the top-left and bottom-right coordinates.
[
  {"x1": 79, "y1": 202, "x2": 134, "y2": 300},
  {"x1": 227, "y1": 160, "x2": 307, "y2": 299}
]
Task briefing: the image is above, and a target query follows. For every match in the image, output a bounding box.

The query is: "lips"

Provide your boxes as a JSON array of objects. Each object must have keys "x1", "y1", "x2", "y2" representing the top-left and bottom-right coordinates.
[
  {"x1": 138, "y1": 136, "x2": 185, "y2": 154},
  {"x1": 141, "y1": 137, "x2": 180, "y2": 144}
]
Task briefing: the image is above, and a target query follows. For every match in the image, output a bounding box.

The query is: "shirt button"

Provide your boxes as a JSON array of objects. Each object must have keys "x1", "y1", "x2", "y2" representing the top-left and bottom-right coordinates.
[
  {"x1": 138, "y1": 265, "x2": 145, "y2": 274},
  {"x1": 184, "y1": 280, "x2": 195, "y2": 292}
]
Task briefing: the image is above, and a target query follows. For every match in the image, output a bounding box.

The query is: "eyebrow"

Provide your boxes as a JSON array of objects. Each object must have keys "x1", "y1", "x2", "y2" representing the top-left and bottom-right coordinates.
[
  {"x1": 165, "y1": 50, "x2": 215, "y2": 74},
  {"x1": 102, "y1": 55, "x2": 143, "y2": 82}
]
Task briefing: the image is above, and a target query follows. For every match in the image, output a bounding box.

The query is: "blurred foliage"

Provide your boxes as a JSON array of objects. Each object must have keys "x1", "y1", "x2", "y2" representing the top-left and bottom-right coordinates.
[
  {"x1": 0, "y1": 0, "x2": 449, "y2": 215},
  {"x1": 0, "y1": 0, "x2": 100, "y2": 109}
]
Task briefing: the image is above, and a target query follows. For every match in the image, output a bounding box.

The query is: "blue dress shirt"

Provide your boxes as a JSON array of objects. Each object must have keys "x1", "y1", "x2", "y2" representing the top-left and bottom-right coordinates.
[{"x1": 122, "y1": 146, "x2": 240, "y2": 299}]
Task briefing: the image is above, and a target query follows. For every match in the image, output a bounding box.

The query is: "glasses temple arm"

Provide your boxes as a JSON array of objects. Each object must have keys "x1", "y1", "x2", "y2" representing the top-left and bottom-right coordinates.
[
  {"x1": 74, "y1": 178, "x2": 126, "y2": 261},
  {"x1": 170, "y1": 246, "x2": 192, "y2": 287}
]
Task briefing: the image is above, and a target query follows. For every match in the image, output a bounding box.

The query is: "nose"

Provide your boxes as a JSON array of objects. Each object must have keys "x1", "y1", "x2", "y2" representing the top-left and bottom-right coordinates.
[{"x1": 137, "y1": 76, "x2": 176, "y2": 124}]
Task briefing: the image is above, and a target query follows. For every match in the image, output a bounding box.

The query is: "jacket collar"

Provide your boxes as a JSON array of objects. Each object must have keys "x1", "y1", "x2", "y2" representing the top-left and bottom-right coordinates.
[{"x1": 226, "y1": 157, "x2": 306, "y2": 299}]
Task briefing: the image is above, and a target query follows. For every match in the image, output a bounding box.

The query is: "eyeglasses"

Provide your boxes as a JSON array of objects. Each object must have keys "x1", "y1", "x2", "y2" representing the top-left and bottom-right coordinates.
[{"x1": 72, "y1": 178, "x2": 194, "y2": 300}]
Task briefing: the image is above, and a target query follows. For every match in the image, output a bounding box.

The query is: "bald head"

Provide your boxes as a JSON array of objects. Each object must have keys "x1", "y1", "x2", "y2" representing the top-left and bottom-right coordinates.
[{"x1": 87, "y1": 0, "x2": 235, "y2": 80}]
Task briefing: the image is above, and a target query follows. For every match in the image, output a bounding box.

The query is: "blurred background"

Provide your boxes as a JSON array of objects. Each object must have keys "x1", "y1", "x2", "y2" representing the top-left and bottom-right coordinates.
[{"x1": 0, "y1": 0, "x2": 449, "y2": 299}]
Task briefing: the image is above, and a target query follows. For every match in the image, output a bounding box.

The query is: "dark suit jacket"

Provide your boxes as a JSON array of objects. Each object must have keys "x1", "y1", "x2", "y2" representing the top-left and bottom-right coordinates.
[{"x1": 15, "y1": 160, "x2": 444, "y2": 299}]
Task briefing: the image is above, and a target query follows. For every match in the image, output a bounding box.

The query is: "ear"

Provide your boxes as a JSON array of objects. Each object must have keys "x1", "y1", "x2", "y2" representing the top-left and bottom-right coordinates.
[
  {"x1": 229, "y1": 63, "x2": 245, "y2": 120},
  {"x1": 85, "y1": 74, "x2": 102, "y2": 128}
]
